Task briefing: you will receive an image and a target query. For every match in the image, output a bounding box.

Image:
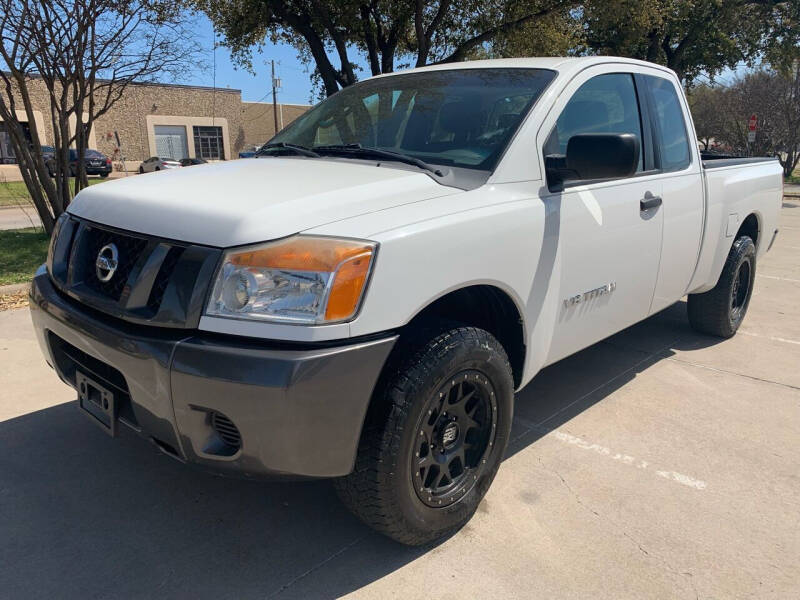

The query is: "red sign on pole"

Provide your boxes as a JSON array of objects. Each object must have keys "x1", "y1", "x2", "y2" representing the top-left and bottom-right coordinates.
[{"x1": 748, "y1": 114, "x2": 758, "y2": 131}]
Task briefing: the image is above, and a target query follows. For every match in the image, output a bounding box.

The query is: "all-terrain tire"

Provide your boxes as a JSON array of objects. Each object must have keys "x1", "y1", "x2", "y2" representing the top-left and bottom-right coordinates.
[
  {"x1": 334, "y1": 326, "x2": 514, "y2": 546},
  {"x1": 687, "y1": 235, "x2": 756, "y2": 338}
]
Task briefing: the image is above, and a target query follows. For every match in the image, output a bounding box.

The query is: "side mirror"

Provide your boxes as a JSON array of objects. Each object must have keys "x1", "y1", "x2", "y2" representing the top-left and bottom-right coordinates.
[{"x1": 545, "y1": 133, "x2": 640, "y2": 192}]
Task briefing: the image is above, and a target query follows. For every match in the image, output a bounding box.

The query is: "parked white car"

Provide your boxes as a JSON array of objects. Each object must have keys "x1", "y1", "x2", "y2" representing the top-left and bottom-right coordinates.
[
  {"x1": 32, "y1": 56, "x2": 783, "y2": 546},
  {"x1": 138, "y1": 156, "x2": 182, "y2": 173}
]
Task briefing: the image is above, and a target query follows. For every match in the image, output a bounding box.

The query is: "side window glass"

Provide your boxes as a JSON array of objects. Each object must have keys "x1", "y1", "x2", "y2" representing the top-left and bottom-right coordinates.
[
  {"x1": 647, "y1": 76, "x2": 691, "y2": 171},
  {"x1": 545, "y1": 73, "x2": 643, "y2": 173}
]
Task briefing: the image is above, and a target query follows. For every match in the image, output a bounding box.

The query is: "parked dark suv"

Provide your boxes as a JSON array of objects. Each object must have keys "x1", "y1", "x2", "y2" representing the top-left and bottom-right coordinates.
[{"x1": 46, "y1": 148, "x2": 112, "y2": 178}]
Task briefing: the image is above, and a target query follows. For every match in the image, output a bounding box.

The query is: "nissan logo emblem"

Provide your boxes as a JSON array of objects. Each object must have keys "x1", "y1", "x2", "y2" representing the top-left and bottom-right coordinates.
[{"x1": 95, "y1": 243, "x2": 119, "y2": 282}]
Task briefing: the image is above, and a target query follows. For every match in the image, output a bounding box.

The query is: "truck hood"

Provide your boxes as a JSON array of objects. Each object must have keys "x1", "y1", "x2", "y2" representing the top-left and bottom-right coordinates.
[{"x1": 68, "y1": 158, "x2": 461, "y2": 247}]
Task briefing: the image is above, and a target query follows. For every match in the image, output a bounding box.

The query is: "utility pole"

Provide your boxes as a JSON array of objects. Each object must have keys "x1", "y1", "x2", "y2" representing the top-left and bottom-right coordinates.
[{"x1": 271, "y1": 59, "x2": 279, "y2": 134}]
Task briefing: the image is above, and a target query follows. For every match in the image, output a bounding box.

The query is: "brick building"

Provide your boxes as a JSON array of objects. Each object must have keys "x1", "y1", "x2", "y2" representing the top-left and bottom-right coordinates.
[
  {"x1": 240, "y1": 101, "x2": 312, "y2": 150},
  {"x1": 0, "y1": 75, "x2": 310, "y2": 179}
]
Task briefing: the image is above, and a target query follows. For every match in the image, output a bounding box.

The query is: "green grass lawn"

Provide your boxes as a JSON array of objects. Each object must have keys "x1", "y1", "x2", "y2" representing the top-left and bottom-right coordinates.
[
  {"x1": 0, "y1": 181, "x2": 36, "y2": 208},
  {"x1": 0, "y1": 178, "x2": 107, "y2": 207},
  {"x1": 0, "y1": 228, "x2": 49, "y2": 285}
]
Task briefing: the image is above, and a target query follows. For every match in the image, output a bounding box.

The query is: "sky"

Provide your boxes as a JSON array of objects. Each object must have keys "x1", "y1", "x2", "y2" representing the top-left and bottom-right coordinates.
[{"x1": 180, "y1": 14, "x2": 321, "y2": 105}]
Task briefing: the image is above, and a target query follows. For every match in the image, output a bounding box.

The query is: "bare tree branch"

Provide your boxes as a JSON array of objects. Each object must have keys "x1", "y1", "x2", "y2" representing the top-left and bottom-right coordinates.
[{"x1": 0, "y1": 0, "x2": 201, "y2": 233}]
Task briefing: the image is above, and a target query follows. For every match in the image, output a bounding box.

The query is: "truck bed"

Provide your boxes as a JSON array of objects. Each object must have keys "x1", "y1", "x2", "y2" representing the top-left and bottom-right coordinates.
[{"x1": 688, "y1": 157, "x2": 783, "y2": 294}]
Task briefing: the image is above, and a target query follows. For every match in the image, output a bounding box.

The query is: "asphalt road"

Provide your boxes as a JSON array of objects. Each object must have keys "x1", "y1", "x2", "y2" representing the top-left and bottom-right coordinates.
[{"x1": 1, "y1": 200, "x2": 798, "y2": 599}]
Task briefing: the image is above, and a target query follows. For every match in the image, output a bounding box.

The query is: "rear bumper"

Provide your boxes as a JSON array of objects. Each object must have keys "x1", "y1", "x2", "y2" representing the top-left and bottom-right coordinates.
[{"x1": 29, "y1": 272, "x2": 396, "y2": 478}]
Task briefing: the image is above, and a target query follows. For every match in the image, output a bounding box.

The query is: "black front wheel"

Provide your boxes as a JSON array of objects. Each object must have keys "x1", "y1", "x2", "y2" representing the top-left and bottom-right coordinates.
[
  {"x1": 688, "y1": 235, "x2": 756, "y2": 337},
  {"x1": 335, "y1": 326, "x2": 514, "y2": 546}
]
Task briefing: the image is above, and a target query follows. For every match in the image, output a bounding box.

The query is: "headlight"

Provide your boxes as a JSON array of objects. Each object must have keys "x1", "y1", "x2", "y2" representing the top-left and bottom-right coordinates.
[{"x1": 205, "y1": 235, "x2": 377, "y2": 324}]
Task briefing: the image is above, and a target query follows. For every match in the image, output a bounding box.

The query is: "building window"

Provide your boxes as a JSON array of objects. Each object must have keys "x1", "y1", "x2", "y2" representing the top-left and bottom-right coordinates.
[
  {"x1": 193, "y1": 125, "x2": 224, "y2": 160},
  {"x1": 0, "y1": 122, "x2": 32, "y2": 164}
]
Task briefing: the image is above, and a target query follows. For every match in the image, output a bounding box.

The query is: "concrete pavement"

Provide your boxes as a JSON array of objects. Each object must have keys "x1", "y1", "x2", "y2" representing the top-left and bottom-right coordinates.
[
  {"x1": 0, "y1": 206, "x2": 42, "y2": 230},
  {"x1": 1, "y1": 201, "x2": 798, "y2": 598}
]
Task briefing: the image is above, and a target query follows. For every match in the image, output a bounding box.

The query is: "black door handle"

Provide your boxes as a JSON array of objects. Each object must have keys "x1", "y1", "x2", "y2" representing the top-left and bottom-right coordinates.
[{"x1": 640, "y1": 195, "x2": 662, "y2": 211}]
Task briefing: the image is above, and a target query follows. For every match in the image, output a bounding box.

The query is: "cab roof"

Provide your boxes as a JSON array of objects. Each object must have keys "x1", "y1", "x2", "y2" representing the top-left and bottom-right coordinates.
[{"x1": 373, "y1": 56, "x2": 677, "y2": 80}]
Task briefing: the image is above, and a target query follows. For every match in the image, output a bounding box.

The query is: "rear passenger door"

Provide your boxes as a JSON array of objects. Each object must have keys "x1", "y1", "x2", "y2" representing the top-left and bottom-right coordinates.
[
  {"x1": 538, "y1": 69, "x2": 665, "y2": 364},
  {"x1": 641, "y1": 74, "x2": 704, "y2": 313}
]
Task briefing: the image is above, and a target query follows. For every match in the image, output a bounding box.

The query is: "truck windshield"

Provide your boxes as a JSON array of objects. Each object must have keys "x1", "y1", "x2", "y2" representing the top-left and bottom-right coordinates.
[{"x1": 269, "y1": 68, "x2": 555, "y2": 172}]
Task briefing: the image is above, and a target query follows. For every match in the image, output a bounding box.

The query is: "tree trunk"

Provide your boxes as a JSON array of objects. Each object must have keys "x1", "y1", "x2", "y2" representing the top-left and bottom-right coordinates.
[{"x1": 360, "y1": 5, "x2": 382, "y2": 76}]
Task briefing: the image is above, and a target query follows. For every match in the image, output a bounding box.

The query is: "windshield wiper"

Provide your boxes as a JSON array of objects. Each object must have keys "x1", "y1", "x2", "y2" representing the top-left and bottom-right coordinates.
[
  {"x1": 257, "y1": 142, "x2": 320, "y2": 158},
  {"x1": 313, "y1": 144, "x2": 445, "y2": 177}
]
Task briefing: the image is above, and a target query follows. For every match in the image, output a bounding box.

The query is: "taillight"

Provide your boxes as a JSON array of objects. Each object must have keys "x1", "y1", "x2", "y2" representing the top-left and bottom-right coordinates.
[{"x1": 106, "y1": 158, "x2": 111, "y2": 165}]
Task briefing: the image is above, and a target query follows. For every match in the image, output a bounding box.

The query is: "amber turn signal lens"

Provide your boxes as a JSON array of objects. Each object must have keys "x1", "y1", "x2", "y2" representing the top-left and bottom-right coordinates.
[{"x1": 325, "y1": 252, "x2": 374, "y2": 321}]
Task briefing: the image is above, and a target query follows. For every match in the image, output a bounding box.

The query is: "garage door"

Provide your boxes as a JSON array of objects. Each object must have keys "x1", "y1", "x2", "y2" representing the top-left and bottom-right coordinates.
[{"x1": 154, "y1": 125, "x2": 188, "y2": 160}]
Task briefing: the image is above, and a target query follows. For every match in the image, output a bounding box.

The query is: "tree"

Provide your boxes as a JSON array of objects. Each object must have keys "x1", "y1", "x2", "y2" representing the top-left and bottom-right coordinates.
[
  {"x1": 727, "y1": 68, "x2": 800, "y2": 177},
  {"x1": 481, "y1": 6, "x2": 583, "y2": 59},
  {"x1": 687, "y1": 84, "x2": 727, "y2": 151},
  {"x1": 584, "y1": 0, "x2": 798, "y2": 82},
  {"x1": 0, "y1": 0, "x2": 199, "y2": 234},
  {"x1": 197, "y1": 0, "x2": 579, "y2": 98},
  {"x1": 689, "y1": 68, "x2": 800, "y2": 177}
]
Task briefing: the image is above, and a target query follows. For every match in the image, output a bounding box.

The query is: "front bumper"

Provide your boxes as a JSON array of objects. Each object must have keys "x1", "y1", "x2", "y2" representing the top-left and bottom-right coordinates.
[{"x1": 29, "y1": 273, "x2": 396, "y2": 478}]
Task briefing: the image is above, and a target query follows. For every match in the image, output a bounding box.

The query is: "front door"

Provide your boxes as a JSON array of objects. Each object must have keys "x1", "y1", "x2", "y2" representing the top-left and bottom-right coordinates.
[{"x1": 539, "y1": 71, "x2": 664, "y2": 363}]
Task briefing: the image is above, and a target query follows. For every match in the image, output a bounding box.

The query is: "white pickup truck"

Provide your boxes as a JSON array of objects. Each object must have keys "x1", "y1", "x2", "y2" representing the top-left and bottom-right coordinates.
[{"x1": 31, "y1": 56, "x2": 783, "y2": 545}]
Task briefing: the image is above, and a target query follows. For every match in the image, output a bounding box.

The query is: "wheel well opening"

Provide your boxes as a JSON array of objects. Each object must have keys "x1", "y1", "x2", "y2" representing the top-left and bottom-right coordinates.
[
  {"x1": 403, "y1": 286, "x2": 526, "y2": 388},
  {"x1": 737, "y1": 213, "x2": 759, "y2": 248}
]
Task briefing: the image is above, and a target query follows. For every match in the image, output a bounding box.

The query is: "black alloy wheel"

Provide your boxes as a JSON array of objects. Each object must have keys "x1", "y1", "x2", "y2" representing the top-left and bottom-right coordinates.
[
  {"x1": 730, "y1": 259, "x2": 751, "y2": 321},
  {"x1": 412, "y1": 370, "x2": 497, "y2": 508}
]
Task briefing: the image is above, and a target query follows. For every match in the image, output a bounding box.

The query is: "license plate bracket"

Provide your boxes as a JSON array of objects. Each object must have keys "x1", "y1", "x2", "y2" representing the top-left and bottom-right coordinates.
[{"x1": 77, "y1": 371, "x2": 117, "y2": 436}]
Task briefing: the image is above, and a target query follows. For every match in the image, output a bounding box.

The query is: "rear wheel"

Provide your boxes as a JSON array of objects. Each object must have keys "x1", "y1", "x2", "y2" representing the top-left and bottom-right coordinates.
[
  {"x1": 335, "y1": 326, "x2": 514, "y2": 546},
  {"x1": 688, "y1": 235, "x2": 756, "y2": 337},
  {"x1": 138, "y1": 166, "x2": 144, "y2": 174}
]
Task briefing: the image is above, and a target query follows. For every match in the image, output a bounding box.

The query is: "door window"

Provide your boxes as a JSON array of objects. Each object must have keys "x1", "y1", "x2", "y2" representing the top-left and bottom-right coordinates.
[
  {"x1": 545, "y1": 73, "x2": 644, "y2": 173},
  {"x1": 193, "y1": 126, "x2": 225, "y2": 160},
  {"x1": 646, "y1": 76, "x2": 691, "y2": 172}
]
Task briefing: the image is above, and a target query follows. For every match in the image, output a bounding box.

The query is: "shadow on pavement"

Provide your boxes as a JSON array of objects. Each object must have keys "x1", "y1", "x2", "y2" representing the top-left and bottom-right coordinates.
[{"x1": 0, "y1": 301, "x2": 723, "y2": 598}]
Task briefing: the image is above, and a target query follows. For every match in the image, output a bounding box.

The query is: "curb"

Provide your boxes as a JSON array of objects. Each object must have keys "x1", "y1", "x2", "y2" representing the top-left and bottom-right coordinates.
[{"x1": 0, "y1": 282, "x2": 30, "y2": 295}]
